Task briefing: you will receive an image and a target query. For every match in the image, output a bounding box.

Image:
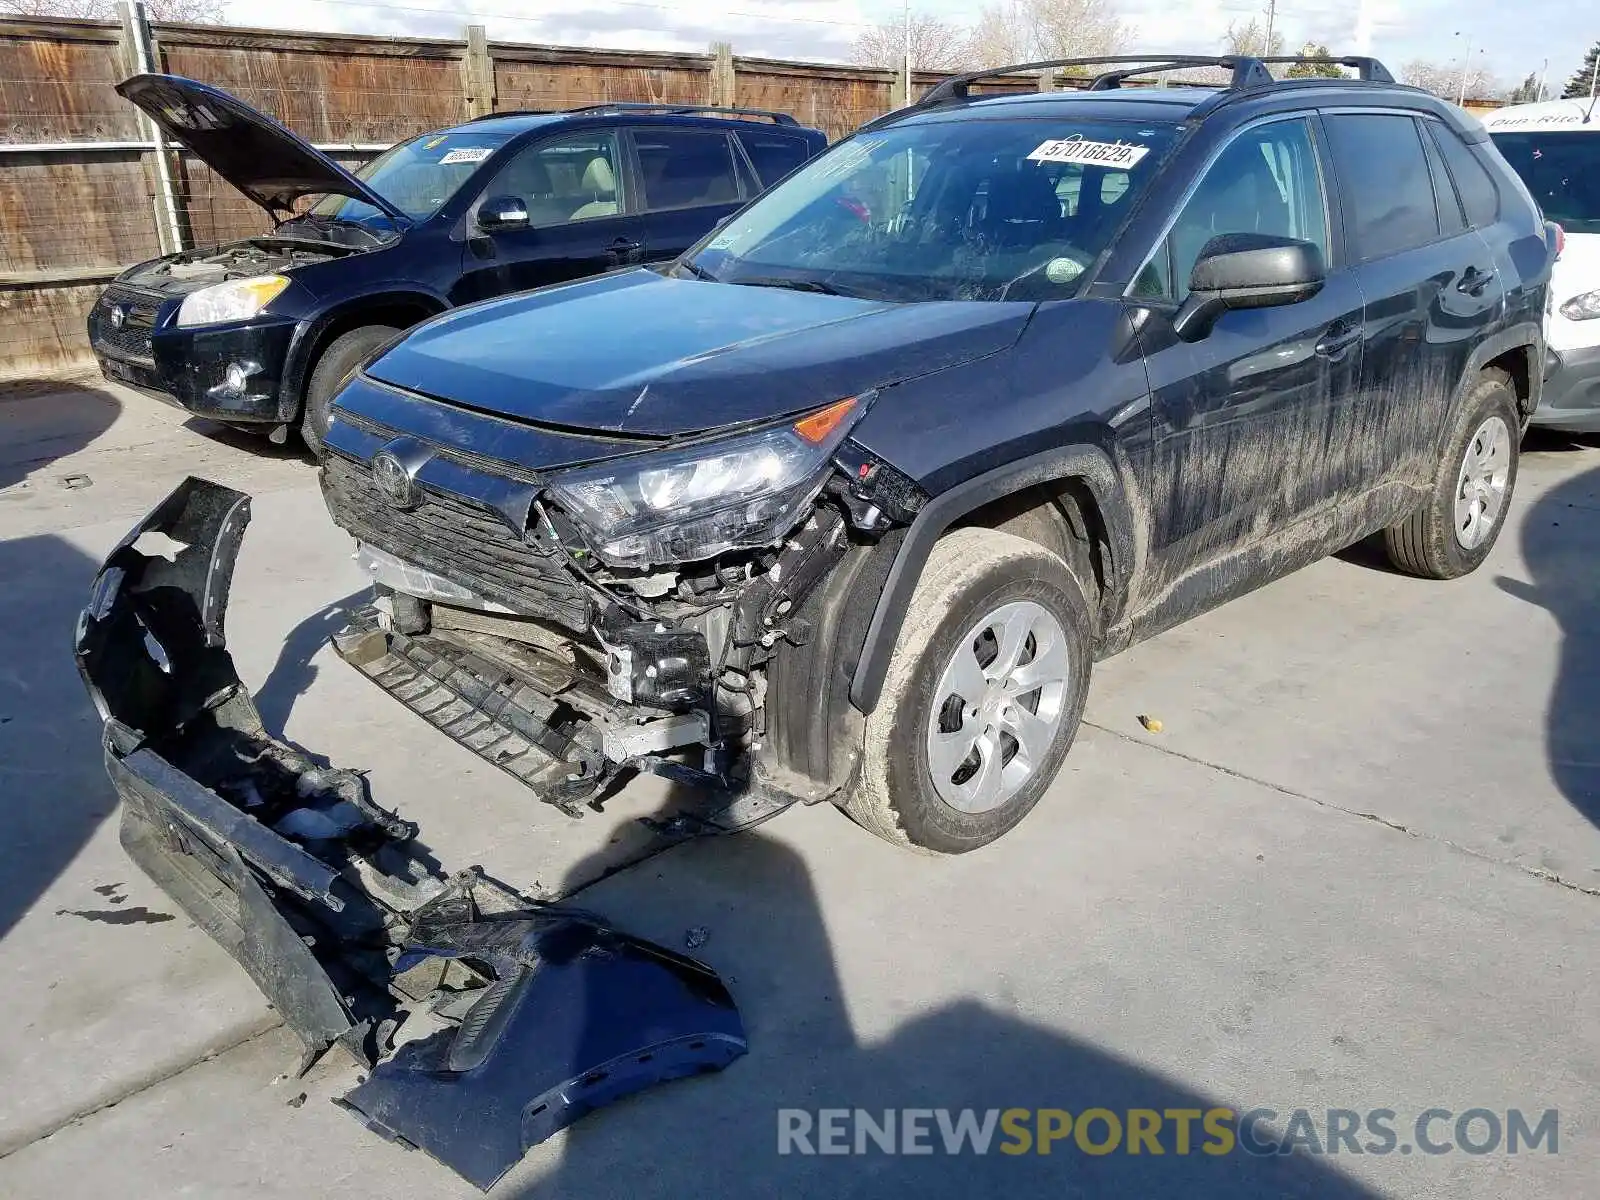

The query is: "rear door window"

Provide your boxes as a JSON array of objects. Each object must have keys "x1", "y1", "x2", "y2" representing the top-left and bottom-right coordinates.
[
  {"x1": 1323, "y1": 114, "x2": 1440, "y2": 260},
  {"x1": 737, "y1": 130, "x2": 811, "y2": 188},
  {"x1": 633, "y1": 128, "x2": 745, "y2": 211}
]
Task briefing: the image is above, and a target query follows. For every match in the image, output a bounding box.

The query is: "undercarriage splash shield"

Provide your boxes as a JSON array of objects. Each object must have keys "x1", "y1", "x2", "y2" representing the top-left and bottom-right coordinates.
[
  {"x1": 74, "y1": 476, "x2": 748, "y2": 1189},
  {"x1": 341, "y1": 892, "x2": 746, "y2": 1189}
]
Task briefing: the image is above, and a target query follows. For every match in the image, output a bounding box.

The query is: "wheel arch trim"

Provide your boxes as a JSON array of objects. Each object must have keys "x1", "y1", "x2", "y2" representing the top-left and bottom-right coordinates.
[
  {"x1": 282, "y1": 289, "x2": 449, "y2": 412},
  {"x1": 848, "y1": 443, "x2": 1136, "y2": 714}
]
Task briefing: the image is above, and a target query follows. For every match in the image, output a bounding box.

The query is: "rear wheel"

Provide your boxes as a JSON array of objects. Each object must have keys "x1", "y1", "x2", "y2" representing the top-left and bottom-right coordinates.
[
  {"x1": 1383, "y1": 370, "x2": 1519, "y2": 579},
  {"x1": 300, "y1": 325, "x2": 400, "y2": 456},
  {"x1": 841, "y1": 528, "x2": 1091, "y2": 854}
]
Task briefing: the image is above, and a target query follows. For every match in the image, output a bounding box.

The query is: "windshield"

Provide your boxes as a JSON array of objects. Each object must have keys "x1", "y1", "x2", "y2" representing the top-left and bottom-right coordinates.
[
  {"x1": 309, "y1": 130, "x2": 514, "y2": 224},
  {"x1": 688, "y1": 118, "x2": 1177, "y2": 302},
  {"x1": 1490, "y1": 131, "x2": 1600, "y2": 233}
]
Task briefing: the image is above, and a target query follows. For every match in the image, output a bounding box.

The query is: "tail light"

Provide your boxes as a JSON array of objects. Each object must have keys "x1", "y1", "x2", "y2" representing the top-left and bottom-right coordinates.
[{"x1": 1548, "y1": 221, "x2": 1565, "y2": 260}]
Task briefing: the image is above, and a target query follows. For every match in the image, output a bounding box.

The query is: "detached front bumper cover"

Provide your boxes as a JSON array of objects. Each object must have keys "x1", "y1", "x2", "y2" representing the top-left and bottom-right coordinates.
[{"x1": 73, "y1": 477, "x2": 746, "y2": 1189}]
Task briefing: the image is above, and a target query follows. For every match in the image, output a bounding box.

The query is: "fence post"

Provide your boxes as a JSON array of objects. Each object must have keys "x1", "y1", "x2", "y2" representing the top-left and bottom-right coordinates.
[
  {"x1": 709, "y1": 42, "x2": 735, "y2": 107},
  {"x1": 117, "y1": 1, "x2": 185, "y2": 254},
  {"x1": 461, "y1": 25, "x2": 495, "y2": 118}
]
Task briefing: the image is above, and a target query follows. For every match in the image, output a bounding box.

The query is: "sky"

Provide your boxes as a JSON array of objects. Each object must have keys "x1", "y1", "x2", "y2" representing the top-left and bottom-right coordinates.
[{"x1": 223, "y1": 0, "x2": 1589, "y2": 95}]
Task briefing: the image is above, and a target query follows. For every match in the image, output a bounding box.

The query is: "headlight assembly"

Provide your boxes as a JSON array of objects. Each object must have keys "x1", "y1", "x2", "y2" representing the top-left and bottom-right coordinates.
[
  {"x1": 176, "y1": 275, "x2": 291, "y2": 328},
  {"x1": 1559, "y1": 290, "x2": 1600, "y2": 322},
  {"x1": 546, "y1": 395, "x2": 868, "y2": 568}
]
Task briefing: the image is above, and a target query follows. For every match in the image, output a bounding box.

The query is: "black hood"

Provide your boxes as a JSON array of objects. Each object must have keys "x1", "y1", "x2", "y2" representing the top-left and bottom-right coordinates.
[
  {"x1": 365, "y1": 269, "x2": 1034, "y2": 437},
  {"x1": 117, "y1": 74, "x2": 411, "y2": 225}
]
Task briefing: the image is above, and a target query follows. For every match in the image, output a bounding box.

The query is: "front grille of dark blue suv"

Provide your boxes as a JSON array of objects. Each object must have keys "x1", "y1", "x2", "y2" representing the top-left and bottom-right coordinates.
[{"x1": 320, "y1": 453, "x2": 591, "y2": 631}]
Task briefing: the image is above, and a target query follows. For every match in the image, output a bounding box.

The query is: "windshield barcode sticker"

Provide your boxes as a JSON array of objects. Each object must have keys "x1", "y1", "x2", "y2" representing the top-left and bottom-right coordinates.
[
  {"x1": 1027, "y1": 137, "x2": 1150, "y2": 169},
  {"x1": 440, "y1": 147, "x2": 494, "y2": 165}
]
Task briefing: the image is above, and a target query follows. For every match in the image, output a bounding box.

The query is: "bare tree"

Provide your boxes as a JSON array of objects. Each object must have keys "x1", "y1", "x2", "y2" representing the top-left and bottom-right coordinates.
[
  {"x1": 1402, "y1": 57, "x2": 1499, "y2": 102},
  {"x1": 1221, "y1": 17, "x2": 1285, "y2": 58},
  {"x1": 0, "y1": 0, "x2": 224, "y2": 20},
  {"x1": 965, "y1": 0, "x2": 1127, "y2": 71},
  {"x1": 851, "y1": 12, "x2": 970, "y2": 72}
]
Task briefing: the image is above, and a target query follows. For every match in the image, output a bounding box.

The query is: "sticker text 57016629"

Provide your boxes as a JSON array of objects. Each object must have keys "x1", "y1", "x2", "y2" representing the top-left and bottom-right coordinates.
[{"x1": 1027, "y1": 136, "x2": 1150, "y2": 169}]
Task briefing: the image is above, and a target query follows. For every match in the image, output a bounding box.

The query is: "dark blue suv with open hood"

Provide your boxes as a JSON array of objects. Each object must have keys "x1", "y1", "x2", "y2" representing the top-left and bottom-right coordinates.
[
  {"x1": 86, "y1": 74, "x2": 824, "y2": 452},
  {"x1": 306, "y1": 53, "x2": 1555, "y2": 854}
]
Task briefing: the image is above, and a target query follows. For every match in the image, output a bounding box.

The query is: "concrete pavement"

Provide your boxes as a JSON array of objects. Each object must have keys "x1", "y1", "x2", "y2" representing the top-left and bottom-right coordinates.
[{"x1": 0, "y1": 376, "x2": 1595, "y2": 1198}]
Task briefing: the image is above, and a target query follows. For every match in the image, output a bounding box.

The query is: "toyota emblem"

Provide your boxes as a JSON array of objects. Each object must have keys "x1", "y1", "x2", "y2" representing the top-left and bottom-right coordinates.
[
  {"x1": 370, "y1": 451, "x2": 419, "y2": 510},
  {"x1": 109, "y1": 305, "x2": 127, "y2": 329}
]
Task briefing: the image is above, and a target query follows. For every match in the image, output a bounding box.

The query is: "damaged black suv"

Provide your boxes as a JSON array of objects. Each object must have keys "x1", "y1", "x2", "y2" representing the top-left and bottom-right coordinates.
[
  {"x1": 73, "y1": 53, "x2": 1556, "y2": 1185},
  {"x1": 315, "y1": 54, "x2": 1553, "y2": 852}
]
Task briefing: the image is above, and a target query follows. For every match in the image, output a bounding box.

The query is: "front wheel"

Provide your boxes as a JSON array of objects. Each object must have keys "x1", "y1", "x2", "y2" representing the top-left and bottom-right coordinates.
[
  {"x1": 841, "y1": 527, "x2": 1092, "y2": 854},
  {"x1": 1383, "y1": 370, "x2": 1520, "y2": 579},
  {"x1": 300, "y1": 325, "x2": 400, "y2": 456}
]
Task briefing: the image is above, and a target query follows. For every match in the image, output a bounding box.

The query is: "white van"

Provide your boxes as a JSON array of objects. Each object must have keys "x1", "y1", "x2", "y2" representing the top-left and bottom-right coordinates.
[{"x1": 1483, "y1": 99, "x2": 1600, "y2": 430}]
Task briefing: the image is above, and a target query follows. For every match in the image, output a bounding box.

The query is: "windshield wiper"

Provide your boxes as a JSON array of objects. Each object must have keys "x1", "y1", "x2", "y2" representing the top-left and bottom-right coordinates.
[
  {"x1": 675, "y1": 259, "x2": 719, "y2": 282},
  {"x1": 731, "y1": 275, "x2": 850, "y2": 297}
]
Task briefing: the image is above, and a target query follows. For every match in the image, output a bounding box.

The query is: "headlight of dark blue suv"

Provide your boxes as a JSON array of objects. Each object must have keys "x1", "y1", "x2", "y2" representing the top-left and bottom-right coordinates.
[{"x1": 546, "y1": 395, "x2": 867, "y2": 569}]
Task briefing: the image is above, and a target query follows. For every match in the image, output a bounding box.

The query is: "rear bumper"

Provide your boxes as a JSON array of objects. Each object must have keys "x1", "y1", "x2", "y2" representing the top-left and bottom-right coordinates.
[
  {"x1": 89, "y1": 302, "x2": 300, "y2": 424},
  {"x1": 73, "y1": 477, "x2": 747, "y2": 1188},
  {"x1": 1533, "y1": 342, "x2": 1600, "y2": 431}
]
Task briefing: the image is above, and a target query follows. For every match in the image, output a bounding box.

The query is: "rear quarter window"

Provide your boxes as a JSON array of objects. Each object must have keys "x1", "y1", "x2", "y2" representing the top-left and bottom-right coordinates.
[
  {"x1": 737, "y1": 131, "x2": 812, "y2": 188},
  {"x1": 1428, "y1": 122, "x2": 1501, "y2": 228}
]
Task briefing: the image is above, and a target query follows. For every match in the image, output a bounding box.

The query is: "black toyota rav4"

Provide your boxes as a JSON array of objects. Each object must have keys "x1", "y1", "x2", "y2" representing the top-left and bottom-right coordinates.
[{"x1": 74, "y1": 54, "x2": 1555, "y2": 1185}]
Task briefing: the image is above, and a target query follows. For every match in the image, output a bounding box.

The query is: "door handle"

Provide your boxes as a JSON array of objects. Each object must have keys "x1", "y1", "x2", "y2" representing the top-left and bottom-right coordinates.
[
  {"x1": 1314, "y1": 325, "x2": 1363, "y2": 358},
  {"x1": 608, "y1": 237, "x2": 643, "y2": 253},
  {"x1": 1457, "y1": 267, "x2": 1492, "y2": 297}
]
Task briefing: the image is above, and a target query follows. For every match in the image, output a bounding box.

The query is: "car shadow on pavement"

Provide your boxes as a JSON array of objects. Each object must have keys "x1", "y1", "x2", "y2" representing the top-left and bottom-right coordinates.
[
  {"x1": 0, "y1": 377, "x2": 121, "y2": 493},
  {"x1": 1497, "y1": 454, "x2": 1600, "y2": 834},
  {"x1": 487, "y1": 795, "x2": 1383, "y2": 1200},
  {"x1": 251, "y1": 589, "x2": 369, "y2": 757},
  {"x1": 0, "y1": 535, "x2": 121, "y2": 942},
  {"x1": 179, "y1": 416, "x2": 316, "y2": 464}
]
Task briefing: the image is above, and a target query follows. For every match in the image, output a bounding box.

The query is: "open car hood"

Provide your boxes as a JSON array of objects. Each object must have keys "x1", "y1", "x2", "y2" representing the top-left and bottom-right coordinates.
[
  {"x1": 116, "y1": 74, "x2": 411, "y2": 225},
  {"x1": 363, "y1": 268, "x2": 1033, "y2": 436},
  {"x1": 74, "y1": 479, "x2": 744, "y2": 1189}
]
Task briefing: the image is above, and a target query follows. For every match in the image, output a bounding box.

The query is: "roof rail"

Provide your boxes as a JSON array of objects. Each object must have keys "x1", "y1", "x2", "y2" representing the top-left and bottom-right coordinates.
[
  {"x1": 1087, "y1": 61, "x2": 1232, "y2": 90},
  {"x1": 918, "y1": 56, "x2": 1276, "y2": 106},
  {"x1": 564, "y1": 101, "x2": 799, "y2": 126},
  {"x1": 463, "y1": 108, "x2": 552, "y2": 122},
  {"x1": 1254, "y1": 55, "x2": 1396, "y2": 83}
]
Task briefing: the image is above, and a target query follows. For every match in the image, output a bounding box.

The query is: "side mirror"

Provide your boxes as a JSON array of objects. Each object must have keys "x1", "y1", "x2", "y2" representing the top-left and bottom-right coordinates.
[
  {"x1": 1172, "y1": 234, "x2": 1326, "y2": 342},
  {"x1": 477, "y1": 196, "x2": 530, "y2": 233}
]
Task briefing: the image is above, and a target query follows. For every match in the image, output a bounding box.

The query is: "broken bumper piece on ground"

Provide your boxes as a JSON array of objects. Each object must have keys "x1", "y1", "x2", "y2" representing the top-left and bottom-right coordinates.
[{"x1": 72, "y1": 476, "x2": 747, "y2": 1189}]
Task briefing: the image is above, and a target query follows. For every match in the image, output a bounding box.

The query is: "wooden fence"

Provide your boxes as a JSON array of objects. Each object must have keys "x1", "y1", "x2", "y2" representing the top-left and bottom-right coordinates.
[{"x1": 0, "y1": 7, "x2": 1041, "y2": 379}]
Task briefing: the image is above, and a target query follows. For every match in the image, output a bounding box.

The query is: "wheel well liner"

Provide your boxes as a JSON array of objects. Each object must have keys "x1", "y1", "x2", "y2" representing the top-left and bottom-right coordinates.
[{"x1": 847, "y1": 444, "x2": 1135, "y2": 714}]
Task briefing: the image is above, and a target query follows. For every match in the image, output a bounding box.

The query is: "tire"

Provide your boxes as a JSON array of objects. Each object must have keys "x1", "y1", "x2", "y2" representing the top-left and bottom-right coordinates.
[
  {"x1": 1383, "y1": 370, "x2": 1520, "y2": 579},
  {"x1": 841, "y1": 527, "x2": 1092, "y2": 854},
  {"x1": 300, "y1": 325, "x2": 400, "y2": 456}
]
